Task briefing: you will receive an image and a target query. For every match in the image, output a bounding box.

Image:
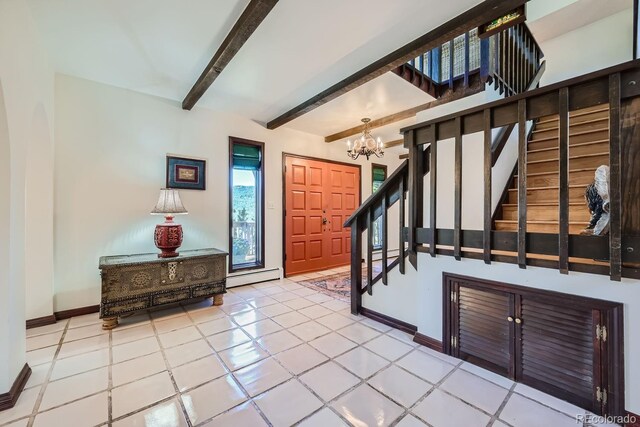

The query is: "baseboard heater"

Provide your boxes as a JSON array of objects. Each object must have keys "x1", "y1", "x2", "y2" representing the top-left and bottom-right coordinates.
[{"x1": 227, "y1": 267, "x2": 281, "y2": 288}]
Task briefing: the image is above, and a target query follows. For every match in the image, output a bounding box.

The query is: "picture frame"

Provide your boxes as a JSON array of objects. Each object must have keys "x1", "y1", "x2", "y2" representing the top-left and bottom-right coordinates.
[{"x1": 166, "y1": 155, "x2": 206, "y2": 190}]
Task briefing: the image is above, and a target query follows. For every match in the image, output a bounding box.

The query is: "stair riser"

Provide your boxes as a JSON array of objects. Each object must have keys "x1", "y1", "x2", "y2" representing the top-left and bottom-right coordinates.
[
  {"x1": 529, "y1": 129, "x2": 609, "y2": 146},
  {"x1": 508, "y1": 187, "x2": 586, "y2": 204},
  {"x1": 515, "y1": 169, "x2": 597, "y2": 187},
  {"x1": 501, "y1": 206, "x2": 591, "y2": 222},
  {"x1": 527, "y1": 155, "x2": 609, "y2": 174},
  {"x1": 527, "y1": 142, "x2": 609, "y2": 162},
  {"x1": 495, "y1": 222, "x2": 587, "y2": 234},
  {"x1": 534, "y1": 119, "x2": 609, "y2": 136}
]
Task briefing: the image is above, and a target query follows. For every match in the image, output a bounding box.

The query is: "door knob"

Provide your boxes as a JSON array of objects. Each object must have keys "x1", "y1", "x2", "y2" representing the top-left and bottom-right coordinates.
[
  {"x1": 507, "y1": 316, "x2": 514, "y2": 322},
  {"x1": 322, "y1": 217, "x2": 328, "y2": 225}
]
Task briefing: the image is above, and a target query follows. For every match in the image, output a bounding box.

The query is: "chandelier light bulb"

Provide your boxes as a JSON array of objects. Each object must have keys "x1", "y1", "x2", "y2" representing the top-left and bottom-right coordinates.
[{"x1": 346, "y1": 117, "x2": 385, "y2": 161}]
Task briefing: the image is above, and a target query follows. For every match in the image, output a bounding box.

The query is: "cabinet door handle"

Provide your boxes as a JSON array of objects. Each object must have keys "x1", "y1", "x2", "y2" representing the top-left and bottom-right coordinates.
[
  {"x1": 515, "y1": 318, "x2": 522, "y2": 324},
  {"x1": 507, "y1": 316, "x2": 514, "y2": 322}
]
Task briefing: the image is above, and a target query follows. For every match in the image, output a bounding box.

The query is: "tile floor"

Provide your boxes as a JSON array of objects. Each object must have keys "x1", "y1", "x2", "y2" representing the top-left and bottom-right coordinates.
[{"x1": 2, "y1": 277, "x2": 612, "y2": 427}]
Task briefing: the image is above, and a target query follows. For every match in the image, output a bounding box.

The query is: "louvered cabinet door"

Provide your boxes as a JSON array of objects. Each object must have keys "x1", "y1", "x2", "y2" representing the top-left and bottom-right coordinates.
[
  {"x1": 454, "y1": 284, "x2": 515, "y2": 377},
  {"x1": 517, "y1": 296, "x2": 600, "y2": 413}
]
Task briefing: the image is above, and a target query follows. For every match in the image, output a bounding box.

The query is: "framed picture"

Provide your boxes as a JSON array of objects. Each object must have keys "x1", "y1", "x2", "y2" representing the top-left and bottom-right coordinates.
[{"x1": 166, "y1": 155, "x2": 206, "y2": 190}]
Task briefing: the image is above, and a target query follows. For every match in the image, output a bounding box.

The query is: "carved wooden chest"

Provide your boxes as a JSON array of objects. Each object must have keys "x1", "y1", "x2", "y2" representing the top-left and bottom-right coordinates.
[{"x1": 99, "y1": 248, "x2": 227, "y2": 329}]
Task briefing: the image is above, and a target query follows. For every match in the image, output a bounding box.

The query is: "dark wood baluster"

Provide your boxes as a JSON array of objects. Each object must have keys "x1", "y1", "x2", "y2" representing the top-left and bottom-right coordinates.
[
  {"x1": 381, "y1": 195, "x2": 388, "y2": 285},
  {"x1": 558, "y1": 87, "x2": 570, "y2": 274},
  {"x1": 350, "y1": 216, "x2": 362, "y2": 314},
  {"x1": 399, "y1": 176, "x2": 406, "y2": 275},
  {"x1": 366, "y1": 209, "x2": 373, "y2": 295},
  {"x1": 464, "y1": 32, "x2": 470, "y2": 87},
  {"x1": 517, "y1": 99, "x2": 527, "y2": 268},
  {"x1": 501, "y1": 29, "x2": 506, "y2": 94},
  {"x1": 609, "y1": 73, "x2": 622, "y2": 281},
  {"x1": 454, "y1": 116, "x2": 463, "y2": 261},
  {"x1": 449, "y1": 39, "x2": 454, "y2": 88},
  {"x1": 429, "y1": 125, "x2": 437, "y2": 257},
  {"x1": 408, "y1": 131, "x2": 423, "y2": 269},
  {"x1": 480, "y1": 37, "x2": 490, "y2": 82},
  {"x1": 483, "y1": 109, "x2": 492, "y2": 264}
]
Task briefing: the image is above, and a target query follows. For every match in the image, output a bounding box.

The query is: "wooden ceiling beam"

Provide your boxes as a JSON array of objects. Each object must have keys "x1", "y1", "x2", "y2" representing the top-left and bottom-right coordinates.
[
  {"x1": 384, "y1": 139, "x2": 404, "y2": 148},
  {"x1": 182, "y1": 0, "x2": 279, "y2": 110},
  {"x1": 266, "y1": 0, "x2": 528, "y2": 129}
]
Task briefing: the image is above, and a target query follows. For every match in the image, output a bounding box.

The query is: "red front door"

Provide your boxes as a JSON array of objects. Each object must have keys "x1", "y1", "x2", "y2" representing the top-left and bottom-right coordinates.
[{"x1": 284, "y1": 155, "x2": 360, "y2": 276}]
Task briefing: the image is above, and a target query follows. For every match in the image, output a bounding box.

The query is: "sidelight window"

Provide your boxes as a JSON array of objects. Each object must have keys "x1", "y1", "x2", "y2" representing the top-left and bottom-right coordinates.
[{"x1": 371, "y1": 164, "x2": 387, "y2": 250}]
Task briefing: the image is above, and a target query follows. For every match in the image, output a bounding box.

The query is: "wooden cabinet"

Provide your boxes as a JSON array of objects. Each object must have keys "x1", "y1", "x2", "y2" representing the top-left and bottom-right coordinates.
[{"x1": 443, "y1": 273, "x2": 624, "y2": 416}]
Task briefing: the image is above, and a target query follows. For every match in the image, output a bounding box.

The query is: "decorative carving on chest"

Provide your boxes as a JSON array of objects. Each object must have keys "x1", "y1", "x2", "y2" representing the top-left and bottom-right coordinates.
[
  {"x1": 168, "y1": 262, "x2": 178, "y2": 280},
  {"x1": 131, "y1": 271, "x2": 153, "y2": 288},
  {"x1": 192, "y1": 264, "x2": 208, "y2": 279}
]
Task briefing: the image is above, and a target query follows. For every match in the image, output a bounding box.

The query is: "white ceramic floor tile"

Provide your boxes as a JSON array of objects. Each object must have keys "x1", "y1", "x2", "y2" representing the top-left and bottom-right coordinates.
[
  {"x1": 111, "y1": 323, "x2": 155, "y2": 346},
  {"x1": 335, "y1": 347, "x2": 388, "y2": 379},
  {"x1": 254, "y1": 380, "x2": 323, "y2": 427},
  {"x1": 298, "y1": 305, "x2": 333, "y2": 319},
  {"x1": 218, "y1": 341, "x2": 269, "y2": 371},
  {"x1": 164, "y1": 339, "x2": 214, "y2": 368},
  {"x1": 241, "y1": 319, "x2": 283, "y2": 339},
  {"x1": 514, "y1": 383, "x2": 585, "y2": 417},
  {"x1": 299, "y1": 361, "x2": 360, "y2": 401},
  {"x1": 245, "y1": 296, "x2": 279, "y2": 309},
  {"x1": 256, "y1": 330, "x2": 303, "y2": 355},
  {"x1": 26, "y1": 331, "x2": 62, "y2": 351},
  {"x1": 57, "y1": 334, "x2": 110, "y2": 359},
  {"x1": 62, "y1": 323, "x2": 105, "y2": 343},
  {"x1": 33, "y1": 392, "x2": 107, "y2": 427},
  {"x1": 499, "y1": 393, "x2": 577, "y2": 427},
  {"x1": 271, "y1": 292, "x2": 300, "y2": 303},
  {"x1": 258, "y1": 303, "x2": 293, "y2": 317},
  {"x1": 412, "y1": 389, "x2": 491, "y2": 427},
  {"x1": 26, "y1": 322, "x2": 66, "y2": 337},
  {"x1": 282, "y1": 297, "x2": 315, "y2": 310},
  {"x1": 149, "y1": 305, "x2": 186, "y2": 320},
  {"x1": 315, "y1": 313, "x2": 354, "y2": 330},
  {"x1": 26, "y1": 346, "x2": 57, "y2": 367},
  {"x1": 289, "y1": 321, "x2": 331, "y2": 341},
  {"x1": 0, "y1": 387, "x2": 40, "y2": 425},
  {"x1": 332, "y1": 384, "x2": 404, "y2": 427},
  {"x1": 337, "y1": 323, "x2": 380, "y2": 344},
  {"x1": 40, "y1": 367, "x2": 108, "y2": 410},
  {"x1": 308, "y1": 332, "x2": 357, "y2": 358},
  {"x1": 368, "y1": 365, "x2": 432, "y2": 407},
  {"x1": 364, "y1": 334, "x2": 413, "y2": 361},
  {"x1": 396, "y1": 414, "x2": 428, "y2": 427},
  {"x1": 25, "y1": 363, "x2": 51, "y2": 389},
  {"x1": 112, "y1": 398, "x2": 188, "y2": 427},
  {"x1": 50, "y1": 348, "x2": 110, "y2": 380},
  {"x1": 221, "y1": 302, "x2": 254, "y2": 316},
  {"x1": 207, "y1": 328, "x2": 251, "y2": 351},
  {"x1": 112, "y1": 336, "x2": 160, "y2": 364},
  {"x1": 272, "y1": 311, "x2": 310, "y2": 328},
  {"x1": 232, "y1": 309, "x2": 268, "y2": 326},
  {"x1": 298, "y1": 408, "x2": 348, "y2": 427},
  {"x1": 68, "y1": 312, "x2": 101, "y2": 329},
  {"x1": 187, "y1": 306, "x2": 227, "y2": 324},
  {"x1": 172, "y1": 355, "x2": 227, "y2": 391},
  {"x1": 396, "y1": 350, "x2": 455, "y2": 383},
  {"x1": 153, "y1": 314, "x2": 193, "y2": 334},
  {"x1": 203, "y1": 401, "x2": 268, "y2": 427},
  {"x1": 233, "y1": 357, "x2": 292, "y2": 396},
  {"x1": 321, "y1": 299, "x2": 350, "y2": 312},
  {"x1": 305, "y1": 293, "x2": 334, "y2": 304},
  {"x1": 158, "y1": 326, "x2": 201, "y2": 348},
  {"x1": 385, "y1": 329, "x2": 418, "y2": 346},
  {"x1": 459, "y1": 361, "x2": 515, "y2": 389},
  {"x1": 196, "y1": 317, "x2": 236, "y2": 336},
  {"x1": 274, "y1": 344, "x2": 328, "y2": 375},
  {"x1": 111, "y1": 371, "x2": 176, "y2": 419},
  {"x1": 112, "y1": 352, "x2": 167, "y2": 387},
  {"x1": 440, "y1": 368, "x2": 509, "y2": 414},
  {"x1": 181, "y1": 375, "x2": 247, "y2": 425}
]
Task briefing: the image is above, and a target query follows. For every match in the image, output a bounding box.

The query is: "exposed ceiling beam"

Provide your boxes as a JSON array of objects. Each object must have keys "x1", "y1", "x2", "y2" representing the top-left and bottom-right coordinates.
[
  {"x1": 384, "y1": 139, "x2": 404, "y2": 148},
  {"x1": 182, "y1": 0, "x2": 279, "y2": 110},
  {"x1": 325, "y1": 83, "x2": 485, "y2": 143},
  {"x1": 266, "y1": 0, "x2": 527, "y2": 129}
]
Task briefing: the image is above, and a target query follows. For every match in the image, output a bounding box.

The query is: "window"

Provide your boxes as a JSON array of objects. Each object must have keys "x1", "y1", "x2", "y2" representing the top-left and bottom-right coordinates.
[
  {"x1": 229, "y1": 137, "x2": 265, "y2": 272},
  {"x1": 371, "y1": 164, "x2": 387, "y2": 250}
]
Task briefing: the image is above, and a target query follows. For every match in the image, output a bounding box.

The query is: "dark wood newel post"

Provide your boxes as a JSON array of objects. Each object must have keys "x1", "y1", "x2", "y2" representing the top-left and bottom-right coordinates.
[
  {"x1": 609, "y1": 73, "x2": 622, "y2": 281},
  {"x1": 350, "y1": 216, "x2": 362, "y2": 314},
  {"x1": 407, "y1": 130, "x2": 423, "y2": 269}
]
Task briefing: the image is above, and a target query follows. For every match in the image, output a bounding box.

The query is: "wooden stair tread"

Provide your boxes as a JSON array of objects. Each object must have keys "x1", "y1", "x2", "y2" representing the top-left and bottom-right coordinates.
[
  {"x1": 526, "y1": 140, "x2": 608, "y2": 154},
  {"x1": 495, "y1": 219, "x2": 586, "y2": 225},
  {"x1": 537, "y1": 106, "x2": 609, "y2": 124},
  {"x1": 530, "y1": 128, "x2": 609, "y2": 143},
  {"x1": 527, "y1": 152, "x2": 609, "y2": 165},
  {"x1": 501, "y1": 202, "x2": 584, "y2": 207},
  {"x1": 521, "y1": 168, "x2": 597, "y2": 177},
  {"x1": 533, "y1": 117, "x2": 608, "y2": 132},
  {"x1": 508, "y1": 184, "x2": 586, "y2": 191}
]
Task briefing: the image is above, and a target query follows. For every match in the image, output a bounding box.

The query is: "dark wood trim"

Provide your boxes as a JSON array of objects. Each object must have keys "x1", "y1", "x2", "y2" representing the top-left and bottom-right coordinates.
[
  {"x1": 350, "y1": 216, "x2": 362, "y2": 315},
  {"x1": 359, "y1": 307, "x2": 417, "y2": 335},
  {"x1": 366, "y1": 210, "x2": 373, "y2": 296},
  {"x1": 609, "y1": 74, "x2": 622, "y2": 281},
  {"x1": 516, "y1": 98, "x2": 527, "y2": 268},
  {"x1": 408, "y1": 137, "x2": 424, "y2": 269},
  {"x1": 182, "y1": 0, "x2": 278, "y2": 110},
  {"x1": 229, "y1": 136, "x2": 266, "y2": 274},
  {"x1": 429, "y1": 126, "x2": 437, "y2": 258},
  {"x1": 625, "y1": 411, "x2": 640, "y2": 427},
  {"x1": 26, "y1": 314, "x2": 57, "y2": 329},
  {"x1": 453, "y1": 117, "x2": 462, "y2": 260},
  {"x1": 558, "y1": 87, "x2": 569, "y2": 274},
  {"x1": 0, "y1": 364, "x2": 31, "y2": 412},
  {"x1": 483, "y1": 109, "x2": 492, "y2": 264},
  {"x1": 267, "y1": 0, "x2": 528, "y2": 129},
  {"x1": 398, "y1": 176, "x2": 406, "y2": 275},
  {"x1": 381, "y1": 196, "x2": 388, "y2": 286},
  {"x1": 282, "y1": 153, "x2": 361, "y2": 277},
  {"x1": 635, "y1": 0, "x2": 639, "y2": 60},
  {"x1": 413, "y1": 332, "x2": 444, "y2": 353},
  {"x1": 54, "y1": 304, "x2": 100, "y2": 321}
]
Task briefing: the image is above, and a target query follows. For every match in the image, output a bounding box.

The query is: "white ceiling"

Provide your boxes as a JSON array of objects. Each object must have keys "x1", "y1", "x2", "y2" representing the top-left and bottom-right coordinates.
[{"x1": 27, "y1": 0, "x2": 481, "y2": 136}]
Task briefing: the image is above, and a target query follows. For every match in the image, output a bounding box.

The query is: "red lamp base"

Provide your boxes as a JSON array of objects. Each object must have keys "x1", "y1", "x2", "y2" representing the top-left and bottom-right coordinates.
[{"x1": 154, "y1": 215, "x2": 183, "y2": 258}]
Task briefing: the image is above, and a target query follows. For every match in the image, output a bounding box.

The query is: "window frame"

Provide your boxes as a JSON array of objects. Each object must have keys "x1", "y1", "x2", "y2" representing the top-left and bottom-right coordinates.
[
  {"x1": 371, "y1": 163, "x2": 387, "y2": 251},
  {"x1": 228, "y1": 136, "x2": 265, "y2": 273}
]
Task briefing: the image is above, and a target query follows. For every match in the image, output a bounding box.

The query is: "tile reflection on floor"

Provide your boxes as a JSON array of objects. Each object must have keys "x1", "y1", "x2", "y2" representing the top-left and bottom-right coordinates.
[{"x1": 3, "y1": 277, "x2": 607, "y2": 427}]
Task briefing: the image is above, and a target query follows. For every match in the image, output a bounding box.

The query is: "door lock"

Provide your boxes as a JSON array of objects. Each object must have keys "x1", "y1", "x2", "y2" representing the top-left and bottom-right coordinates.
[{"x1": 322, "y1": 217, "x2": 328, "y2": 225}]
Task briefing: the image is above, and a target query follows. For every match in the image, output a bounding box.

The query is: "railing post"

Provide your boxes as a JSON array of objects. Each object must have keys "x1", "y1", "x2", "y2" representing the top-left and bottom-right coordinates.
[
  {"x1": 399, "y1": 176, "x2": 406, "y2": 274},
  {"x1": 381, "y1": 196, "x2": 388, "y2": 285},
  {"x1": 366, "y1": 209, "x2": 373, "y2": 295},
  {"x1": 609, "y1": 73, "x2": 622, "y2": 281},
  {"x1": 517, "y1": 99, "x2": 527, "y2": 268},
  {"x1": 454, "y1": 116, "x2": 463, "y2": 260},
  {"x1": 483, "y1": 109, "x2": 492, "y2": 264},
  {"x1": 350, "y1": 216, "x2": 362, "y2": 314},
  {"x1": 429, "y1": 125, "x2": 438, "y2": 257},
  {"x1": 408, "y1": 131, "x2": 424, "y2": 270},
  {"x1": 480, "y1": 37, "x2": 490, "y2": 82},
  {"x1": 558, "y1": 87, "x2": 570, "y2": 274}
]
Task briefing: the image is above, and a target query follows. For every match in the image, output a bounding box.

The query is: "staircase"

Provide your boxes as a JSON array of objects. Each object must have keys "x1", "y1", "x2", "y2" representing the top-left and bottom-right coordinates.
[{"x1": 494, "y1": 105, "x2": 610, "y2": 234}]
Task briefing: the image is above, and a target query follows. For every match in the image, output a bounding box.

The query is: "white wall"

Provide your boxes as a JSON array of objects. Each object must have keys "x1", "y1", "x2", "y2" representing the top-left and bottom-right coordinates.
[
  {"x1": 539, "y1": 8, "x2": 633, "y2": 85},
  {"x1": 53, "y1": 74, "x2": 403, "y2": 311},
  {"x1": 0, "y1": 0, "x2": 54, "y2": 392}
]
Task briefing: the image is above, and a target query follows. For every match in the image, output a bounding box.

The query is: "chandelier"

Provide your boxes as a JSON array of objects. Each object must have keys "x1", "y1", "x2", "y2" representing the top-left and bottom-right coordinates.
[{"x1": 347, "y1": 118, "x2": 384, "y2": 161}]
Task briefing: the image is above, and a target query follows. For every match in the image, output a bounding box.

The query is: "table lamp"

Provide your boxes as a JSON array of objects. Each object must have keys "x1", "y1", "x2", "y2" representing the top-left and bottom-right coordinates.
[{"x1": 151, "y1": 188, "x2": 188, "y2": 258}]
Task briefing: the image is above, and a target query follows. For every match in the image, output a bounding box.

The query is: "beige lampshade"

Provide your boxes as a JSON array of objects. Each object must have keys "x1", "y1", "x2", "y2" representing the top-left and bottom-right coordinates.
[{"x1": 151, "y1": 189, "x2": 188, "y2": 215}]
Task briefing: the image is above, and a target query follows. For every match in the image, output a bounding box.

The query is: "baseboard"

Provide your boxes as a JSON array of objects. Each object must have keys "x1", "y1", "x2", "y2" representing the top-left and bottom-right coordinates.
[
  {"x1": 25, "y1": 314, "x2": 57, "y2": 329},
  {"x1": 0, "y1": 364, "x2": 31, "y2": 412},
  {"x1": 359, "y1": 307, "x2": 417, "y2": 335},
  {"x1": 227, "y1": 268, "x2": 281, "y2": 288},
  {"x1": 413, "y1": 332, "x2": 444, "y2": 353},
  {"x1": 625, "y1": 411, "x2": 640, "y2": 427},
  {"x1": 54, "y1": 304, "x2": 100, "y2": 320}
]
